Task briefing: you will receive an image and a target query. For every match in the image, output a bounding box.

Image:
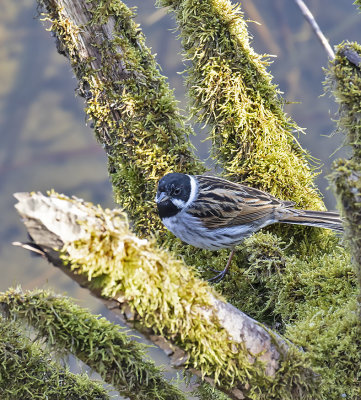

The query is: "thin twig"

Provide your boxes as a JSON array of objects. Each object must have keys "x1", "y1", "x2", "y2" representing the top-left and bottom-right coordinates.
[{"x1": 293, "y1": 0, "x2": 335, "y2": 60}]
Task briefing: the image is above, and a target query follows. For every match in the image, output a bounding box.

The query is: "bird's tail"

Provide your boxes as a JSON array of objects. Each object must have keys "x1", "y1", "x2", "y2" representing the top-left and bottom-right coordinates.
[{"x1": 279, "y1": 209, "x2": 343, "y2": 232}]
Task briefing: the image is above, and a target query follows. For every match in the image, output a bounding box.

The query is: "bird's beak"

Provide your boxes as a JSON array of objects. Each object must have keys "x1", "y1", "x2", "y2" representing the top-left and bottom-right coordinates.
[{"x1": 156, "y1": 192, "x2": 169, "y2": 203}]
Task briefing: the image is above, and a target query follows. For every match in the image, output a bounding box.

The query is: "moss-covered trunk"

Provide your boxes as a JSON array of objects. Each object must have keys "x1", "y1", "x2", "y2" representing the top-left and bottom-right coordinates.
[{"x1": 326, "y1": 42, "x2": 361, "y2": 313}]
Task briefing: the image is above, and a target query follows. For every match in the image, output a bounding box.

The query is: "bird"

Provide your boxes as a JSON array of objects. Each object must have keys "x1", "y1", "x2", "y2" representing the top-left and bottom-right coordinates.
[{"x1": 155, "y1": 173, "x2": 343, "y2": 282}]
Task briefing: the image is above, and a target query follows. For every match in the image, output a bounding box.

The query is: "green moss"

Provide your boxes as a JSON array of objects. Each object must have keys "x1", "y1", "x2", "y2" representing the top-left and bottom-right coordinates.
[
  {"x1": 215, "y1": 233, "x2": 291, "y2": 328},
  {"x1": 0, "y1": 315, "x2": 109, "y2": 400},
  {"x1": 1, "y1": 287, "x2": 186, "y2": 400},
  {"x1": 276, "y1": 238, "x2": 354, "y2": 322},
  {"x1": 325, "y1": 42, "x2": 361, "y2": 155},
  {"x1": 158, "y1": 0, "x2": 323, "y2": 211},
  {"x1": 286, "y1": 299, "x2": 361, "y2": 399},
  {"x1": 192, "y1": 380, "x2": 231, "y2": 400},
  {"x1": 326, "y1": 42, "x2": 361, "y2": 303},
  {"x1": 330, "y1": 159, "x2": 361, "y2": 298},
  {"x1": 214, "y1": 230, "x2": 359, "y2": 398},
  {"x1": 192, "y1": 231, "x2": 353, "y2": 329}
]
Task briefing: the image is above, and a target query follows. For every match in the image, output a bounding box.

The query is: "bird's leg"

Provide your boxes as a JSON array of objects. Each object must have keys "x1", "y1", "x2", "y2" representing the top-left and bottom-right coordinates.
[{"x1": 208, "y1": 248, "x2": 235, "y2": 283}]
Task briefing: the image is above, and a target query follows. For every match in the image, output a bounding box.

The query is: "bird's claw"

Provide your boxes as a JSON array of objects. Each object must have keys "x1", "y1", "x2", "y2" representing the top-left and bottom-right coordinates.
[{"x1": 208, "y1": 268, "x2": 228, "y2": 283}]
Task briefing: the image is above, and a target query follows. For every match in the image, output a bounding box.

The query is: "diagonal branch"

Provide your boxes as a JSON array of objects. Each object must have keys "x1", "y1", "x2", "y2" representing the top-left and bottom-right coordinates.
[
  {"x1": 13, "y1": 191, "x2": 319, "y2": 400},
  {"x1": 38, "y1": 0, "x2": 204, "y2": 235}
]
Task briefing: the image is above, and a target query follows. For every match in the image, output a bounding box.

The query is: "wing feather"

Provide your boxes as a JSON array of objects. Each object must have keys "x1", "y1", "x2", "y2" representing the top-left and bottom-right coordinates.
[{"x1": 187, "y1": 175, "x2": 290, "y2": 229}]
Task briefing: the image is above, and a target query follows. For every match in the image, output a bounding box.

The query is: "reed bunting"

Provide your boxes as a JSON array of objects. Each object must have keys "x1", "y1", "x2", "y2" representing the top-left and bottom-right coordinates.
[{"x1": 155, "y1": 173, "x2": 343, "y2": 282}]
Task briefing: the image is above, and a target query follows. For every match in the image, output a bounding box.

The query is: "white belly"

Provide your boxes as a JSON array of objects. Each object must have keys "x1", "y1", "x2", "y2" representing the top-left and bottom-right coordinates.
[{"x1": 162, "y1": 211, "x2": 255, "y2": 250}]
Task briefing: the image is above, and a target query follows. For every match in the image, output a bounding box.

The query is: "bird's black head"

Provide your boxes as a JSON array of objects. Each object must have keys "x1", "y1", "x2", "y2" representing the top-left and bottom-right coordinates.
[{"x1": 155, "y1": 173, "x2": 192, "y2": 219}]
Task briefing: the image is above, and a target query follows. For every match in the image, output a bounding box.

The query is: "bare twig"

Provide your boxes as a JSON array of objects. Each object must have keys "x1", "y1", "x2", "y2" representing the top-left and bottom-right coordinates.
[{"x1": 293, "y1": 0, "x2": 335, "y2": 60}]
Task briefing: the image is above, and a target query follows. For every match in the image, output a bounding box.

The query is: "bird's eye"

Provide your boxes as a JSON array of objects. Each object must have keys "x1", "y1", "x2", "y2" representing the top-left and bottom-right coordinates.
[{"x1": 174, "y1": 188, "x2": 181, "y2": 196}]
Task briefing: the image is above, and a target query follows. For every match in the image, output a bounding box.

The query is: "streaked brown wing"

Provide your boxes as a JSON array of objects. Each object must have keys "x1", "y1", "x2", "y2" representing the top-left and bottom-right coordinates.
[{"x1": 187, "y1": 175, "x2": 290, "y2": 229}]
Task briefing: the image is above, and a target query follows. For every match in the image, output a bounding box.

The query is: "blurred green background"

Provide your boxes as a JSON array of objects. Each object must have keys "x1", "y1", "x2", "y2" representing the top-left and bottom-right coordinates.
[{"x1": 0, "y1": 0, "x2": 359, "y2": 393}]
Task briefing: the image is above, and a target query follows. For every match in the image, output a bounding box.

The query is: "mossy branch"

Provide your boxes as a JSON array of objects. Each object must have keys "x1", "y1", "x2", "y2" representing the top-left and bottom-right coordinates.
[
  {"x1": 13, "y1": 191, "x2": 320, "y2": 400},
  {"x1": 326, "y1": 42, "x2": 361, "y2": 310},
  {"x1": 158, "y1": 0, "x2": 323, "y2": 210},
  {"x1": 0, "y1": 315, "x2": 109, "y2": 400},
  {"x1": 0, "y1": 287, "x2": 187, "y2": 400},
  {"x1": 38, "y1": 0, "x2": 204, "y2": 236}
]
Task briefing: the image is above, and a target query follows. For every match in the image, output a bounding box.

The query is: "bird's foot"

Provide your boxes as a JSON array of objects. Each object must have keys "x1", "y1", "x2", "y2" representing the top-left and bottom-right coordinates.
[
  {"x1": 206, "y1": 248, "x2": 235, "y2": 283},
  {"x1": 208, "y1": 268, "x2": 228, "y2": 283}
]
